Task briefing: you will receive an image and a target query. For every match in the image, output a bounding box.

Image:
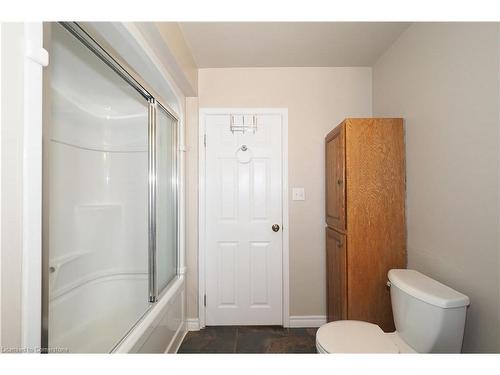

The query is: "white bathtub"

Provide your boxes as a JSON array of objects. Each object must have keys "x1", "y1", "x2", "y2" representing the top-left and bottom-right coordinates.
[
  {"x1": 49, "y1": 272, "x2": 186, "y2": 353},
  {"x1": 113, "y1": 275, "x2": 186, "y2": 353}
]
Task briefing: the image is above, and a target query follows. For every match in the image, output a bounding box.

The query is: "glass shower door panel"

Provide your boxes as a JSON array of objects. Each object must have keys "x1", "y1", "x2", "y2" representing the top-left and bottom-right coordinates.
[
  {"x1": 48, "y1": 23, "x2": 150, "y2": 352},
  {"x1": 156, "y1": 106, "x2": 178, "y2": 294}
]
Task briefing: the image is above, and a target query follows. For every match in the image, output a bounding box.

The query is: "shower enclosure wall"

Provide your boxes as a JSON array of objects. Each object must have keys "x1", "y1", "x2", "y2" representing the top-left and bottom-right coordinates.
[{"x1": 43, "y1": 23, "x2": 181, "y2": 353}]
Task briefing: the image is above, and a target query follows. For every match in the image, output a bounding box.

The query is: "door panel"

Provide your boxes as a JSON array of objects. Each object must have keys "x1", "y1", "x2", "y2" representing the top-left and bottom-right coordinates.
[
  {"x1": 218, "y1": 242, "x2": 238, "y2": 306},
  {"x1": 325, "y1": 125, "x2": 346, "y2": 230},
  {"x1": 249, "y1": 241, "x2": 271, "y2": 306},
  {"x1": 326, "y1": 227, "x2": 347, "y2": 322},
  {"x1": 205, "y1": 113, "x2": 283, "y2": 325}
]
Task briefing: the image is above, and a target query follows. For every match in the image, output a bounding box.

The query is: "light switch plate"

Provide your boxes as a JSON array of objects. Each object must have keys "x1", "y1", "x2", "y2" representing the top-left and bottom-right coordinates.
[{"x1": 292, "y1": 187, "x2": 305, "y2": 201}]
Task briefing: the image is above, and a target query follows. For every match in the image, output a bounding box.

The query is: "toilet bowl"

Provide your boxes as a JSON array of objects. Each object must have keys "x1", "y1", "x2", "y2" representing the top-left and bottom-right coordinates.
[
  {"x1": 316, "y1": 321, "x2": 416, "y2": 353},
  {"x1": 316, "y1": 269, "x2": 470, "y2": 353}
]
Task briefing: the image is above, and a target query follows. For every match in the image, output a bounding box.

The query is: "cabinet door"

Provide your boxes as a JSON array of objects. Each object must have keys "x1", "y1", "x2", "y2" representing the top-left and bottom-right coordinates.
[
  {"x1": 325, "y1": 124, "x2": 346, "y2": 230},
  {"x1": 326, "y1": 227, "x2": 347, "y2": 322}
]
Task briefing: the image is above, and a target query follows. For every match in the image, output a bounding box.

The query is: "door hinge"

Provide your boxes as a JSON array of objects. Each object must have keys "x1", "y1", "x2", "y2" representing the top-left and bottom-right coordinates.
[
  {"x1": 204, "y1": 294, "x2": 207, "y2": 307},
  {"x1": 204, "y1": 134, "x2": 206, "y2": 147}
]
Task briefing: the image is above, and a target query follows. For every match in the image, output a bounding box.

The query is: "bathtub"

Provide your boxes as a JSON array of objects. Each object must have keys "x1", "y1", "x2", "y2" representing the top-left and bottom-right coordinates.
[
  {"x1": 113, "y1": 275, "x2": 186, "y2": 353},
  {"x1": 48, "y1": 271, "x2": 186, "y2": 353}
]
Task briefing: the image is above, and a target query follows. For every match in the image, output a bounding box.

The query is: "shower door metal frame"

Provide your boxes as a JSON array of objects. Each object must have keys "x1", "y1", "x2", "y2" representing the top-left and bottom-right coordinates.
[
  {"x1": 41, "y1": 22, "x2": 180, "y2": 352},
  {"x1": 148, "y1": 99, "x2": 157, "y2": 303},
  {"x1": 155, "y1": 102, "x2": 180, "y2": 300}
]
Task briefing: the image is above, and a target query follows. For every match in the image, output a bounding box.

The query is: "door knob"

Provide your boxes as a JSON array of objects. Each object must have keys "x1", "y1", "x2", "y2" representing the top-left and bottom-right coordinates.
[{"x1": 272, "y1": 224, "x2": 280, "y2": 232}]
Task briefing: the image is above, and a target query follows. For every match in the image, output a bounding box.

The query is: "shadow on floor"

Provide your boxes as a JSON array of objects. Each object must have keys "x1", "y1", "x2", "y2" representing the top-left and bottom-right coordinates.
[{"x1": 178, "y1": 326, "x2": 318, "y2": 354}]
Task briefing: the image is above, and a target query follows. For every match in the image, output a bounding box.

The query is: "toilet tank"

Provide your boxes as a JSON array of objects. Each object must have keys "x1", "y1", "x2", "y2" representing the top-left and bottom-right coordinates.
[{"x1": 388, "y1": 269, "x2": 470, "y2": 353}]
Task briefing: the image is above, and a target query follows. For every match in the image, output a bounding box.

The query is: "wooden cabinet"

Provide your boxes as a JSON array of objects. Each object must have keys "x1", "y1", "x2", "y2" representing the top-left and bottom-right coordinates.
[
  {"x1": 325, "y1": 125, "x2": 345, "y2": 230},
  {"x1": 325, "y1": 118, "x2": 406, "y2": 332},
  {"x1": 326, "y1": 227, "x2": 346, "y2": 322}
]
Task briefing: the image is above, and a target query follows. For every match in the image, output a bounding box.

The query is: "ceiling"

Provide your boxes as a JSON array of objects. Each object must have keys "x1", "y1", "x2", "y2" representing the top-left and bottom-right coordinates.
[{"x1": 178, "y1": 22, "x2": 411, "y2": 68}]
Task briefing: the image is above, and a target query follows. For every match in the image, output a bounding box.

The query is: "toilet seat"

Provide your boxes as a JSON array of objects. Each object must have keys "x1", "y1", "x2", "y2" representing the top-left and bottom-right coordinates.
[{"x1": 316, "y1": 320, "x2": 399, "y2": 353}]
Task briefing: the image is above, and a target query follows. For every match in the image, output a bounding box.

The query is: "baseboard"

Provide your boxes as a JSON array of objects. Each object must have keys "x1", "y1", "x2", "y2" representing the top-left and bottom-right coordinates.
[
  {"x1": 186, "y1": 318, "x2": 200, "y2": 331},
  {"x1": 186, "y1": 316, "x2": 324, "y2": 329},
  {"x1": 288, "y1": 315, "x2": 326, "y2": 328}
]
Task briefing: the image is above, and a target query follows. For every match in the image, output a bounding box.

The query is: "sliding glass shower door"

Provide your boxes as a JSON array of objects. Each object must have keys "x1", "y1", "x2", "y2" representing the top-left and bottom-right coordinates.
[
  {"x1": 44, "y1": 23, "x2": 179, "y2": 353},
  {"x1": 156, "y1": 105, "x2": 178, "y2": 295}
]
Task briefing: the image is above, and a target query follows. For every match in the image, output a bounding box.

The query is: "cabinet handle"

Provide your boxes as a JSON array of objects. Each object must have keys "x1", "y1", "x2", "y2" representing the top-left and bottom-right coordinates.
[{"x1": 337, "y1": 179, "x2": 343, "y2": 185}]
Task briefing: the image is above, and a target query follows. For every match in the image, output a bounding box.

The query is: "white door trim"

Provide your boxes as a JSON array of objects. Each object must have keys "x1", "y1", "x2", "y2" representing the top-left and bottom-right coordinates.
[{"x1": 198, "y1": 108, "x2": 289, "y2": 328}]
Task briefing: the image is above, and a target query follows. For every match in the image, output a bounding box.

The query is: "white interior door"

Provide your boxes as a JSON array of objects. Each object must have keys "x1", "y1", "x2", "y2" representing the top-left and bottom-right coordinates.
[{"x1": 204, "y1": 112, "x2": 283, "y2": 325}]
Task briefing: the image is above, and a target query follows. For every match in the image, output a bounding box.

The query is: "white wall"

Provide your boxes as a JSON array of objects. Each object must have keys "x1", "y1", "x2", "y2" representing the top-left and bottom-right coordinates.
[
  {"x1": 186, "y1": 67, "x2": 372, "y2": 320},
  {"x1": 185, "y1": 96, "x2": 199, "y2": 320},
  {"x1": 0, "y1": 22, "x2": 25, "y2": 350},
  {"x1": 373, "y1": 22, "x2": 500, "y2": 352},
  {"x1": 154, "y1": 23, "x2": 198, "y2": 95}
]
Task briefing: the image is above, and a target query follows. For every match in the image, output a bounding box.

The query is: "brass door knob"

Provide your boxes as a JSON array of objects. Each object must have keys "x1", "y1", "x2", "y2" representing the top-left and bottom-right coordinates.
[{"x1": 272, "y1": 224, "x2": 280, "y2": 232}]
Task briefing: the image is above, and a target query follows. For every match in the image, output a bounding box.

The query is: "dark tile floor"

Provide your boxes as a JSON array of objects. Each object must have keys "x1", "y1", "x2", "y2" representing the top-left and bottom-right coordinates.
[{"x1": 178, "y1": 326, "x2": 318, "y2": 354}]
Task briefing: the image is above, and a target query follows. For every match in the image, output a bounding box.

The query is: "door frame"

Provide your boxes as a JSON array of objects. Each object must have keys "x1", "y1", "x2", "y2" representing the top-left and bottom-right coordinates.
[{"x1": 198, "y1": 107, "x2": 289, "y2": 329}]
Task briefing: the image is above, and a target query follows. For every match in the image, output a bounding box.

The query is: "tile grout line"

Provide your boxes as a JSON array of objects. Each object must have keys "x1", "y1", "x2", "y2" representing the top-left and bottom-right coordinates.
[{"x1": 233, "y1": 327, "x2": 239, "y2": 353}]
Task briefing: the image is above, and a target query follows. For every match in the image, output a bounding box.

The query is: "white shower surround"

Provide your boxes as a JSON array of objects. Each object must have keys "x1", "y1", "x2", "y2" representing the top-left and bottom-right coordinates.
[{"x1": 19, "y1": 22, "x2": 187, "y2": 353}]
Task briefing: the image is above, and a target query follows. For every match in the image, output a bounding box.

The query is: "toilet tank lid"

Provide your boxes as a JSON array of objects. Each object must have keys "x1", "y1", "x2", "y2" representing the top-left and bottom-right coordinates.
[{"x1": 388, "y1": 269, "x2": 470, "y2": 308}]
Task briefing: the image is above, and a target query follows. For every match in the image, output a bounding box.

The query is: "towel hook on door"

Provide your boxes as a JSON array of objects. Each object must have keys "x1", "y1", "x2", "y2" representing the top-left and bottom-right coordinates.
[{"x1": 236, "y1": 144, "x2": 252, "y2": 164}]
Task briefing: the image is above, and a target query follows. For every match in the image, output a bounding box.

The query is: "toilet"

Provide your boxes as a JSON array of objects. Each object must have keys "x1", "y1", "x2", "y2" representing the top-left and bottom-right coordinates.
[{"x1": 316, "y1": 269, "x2": 470, "y2": 353}]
